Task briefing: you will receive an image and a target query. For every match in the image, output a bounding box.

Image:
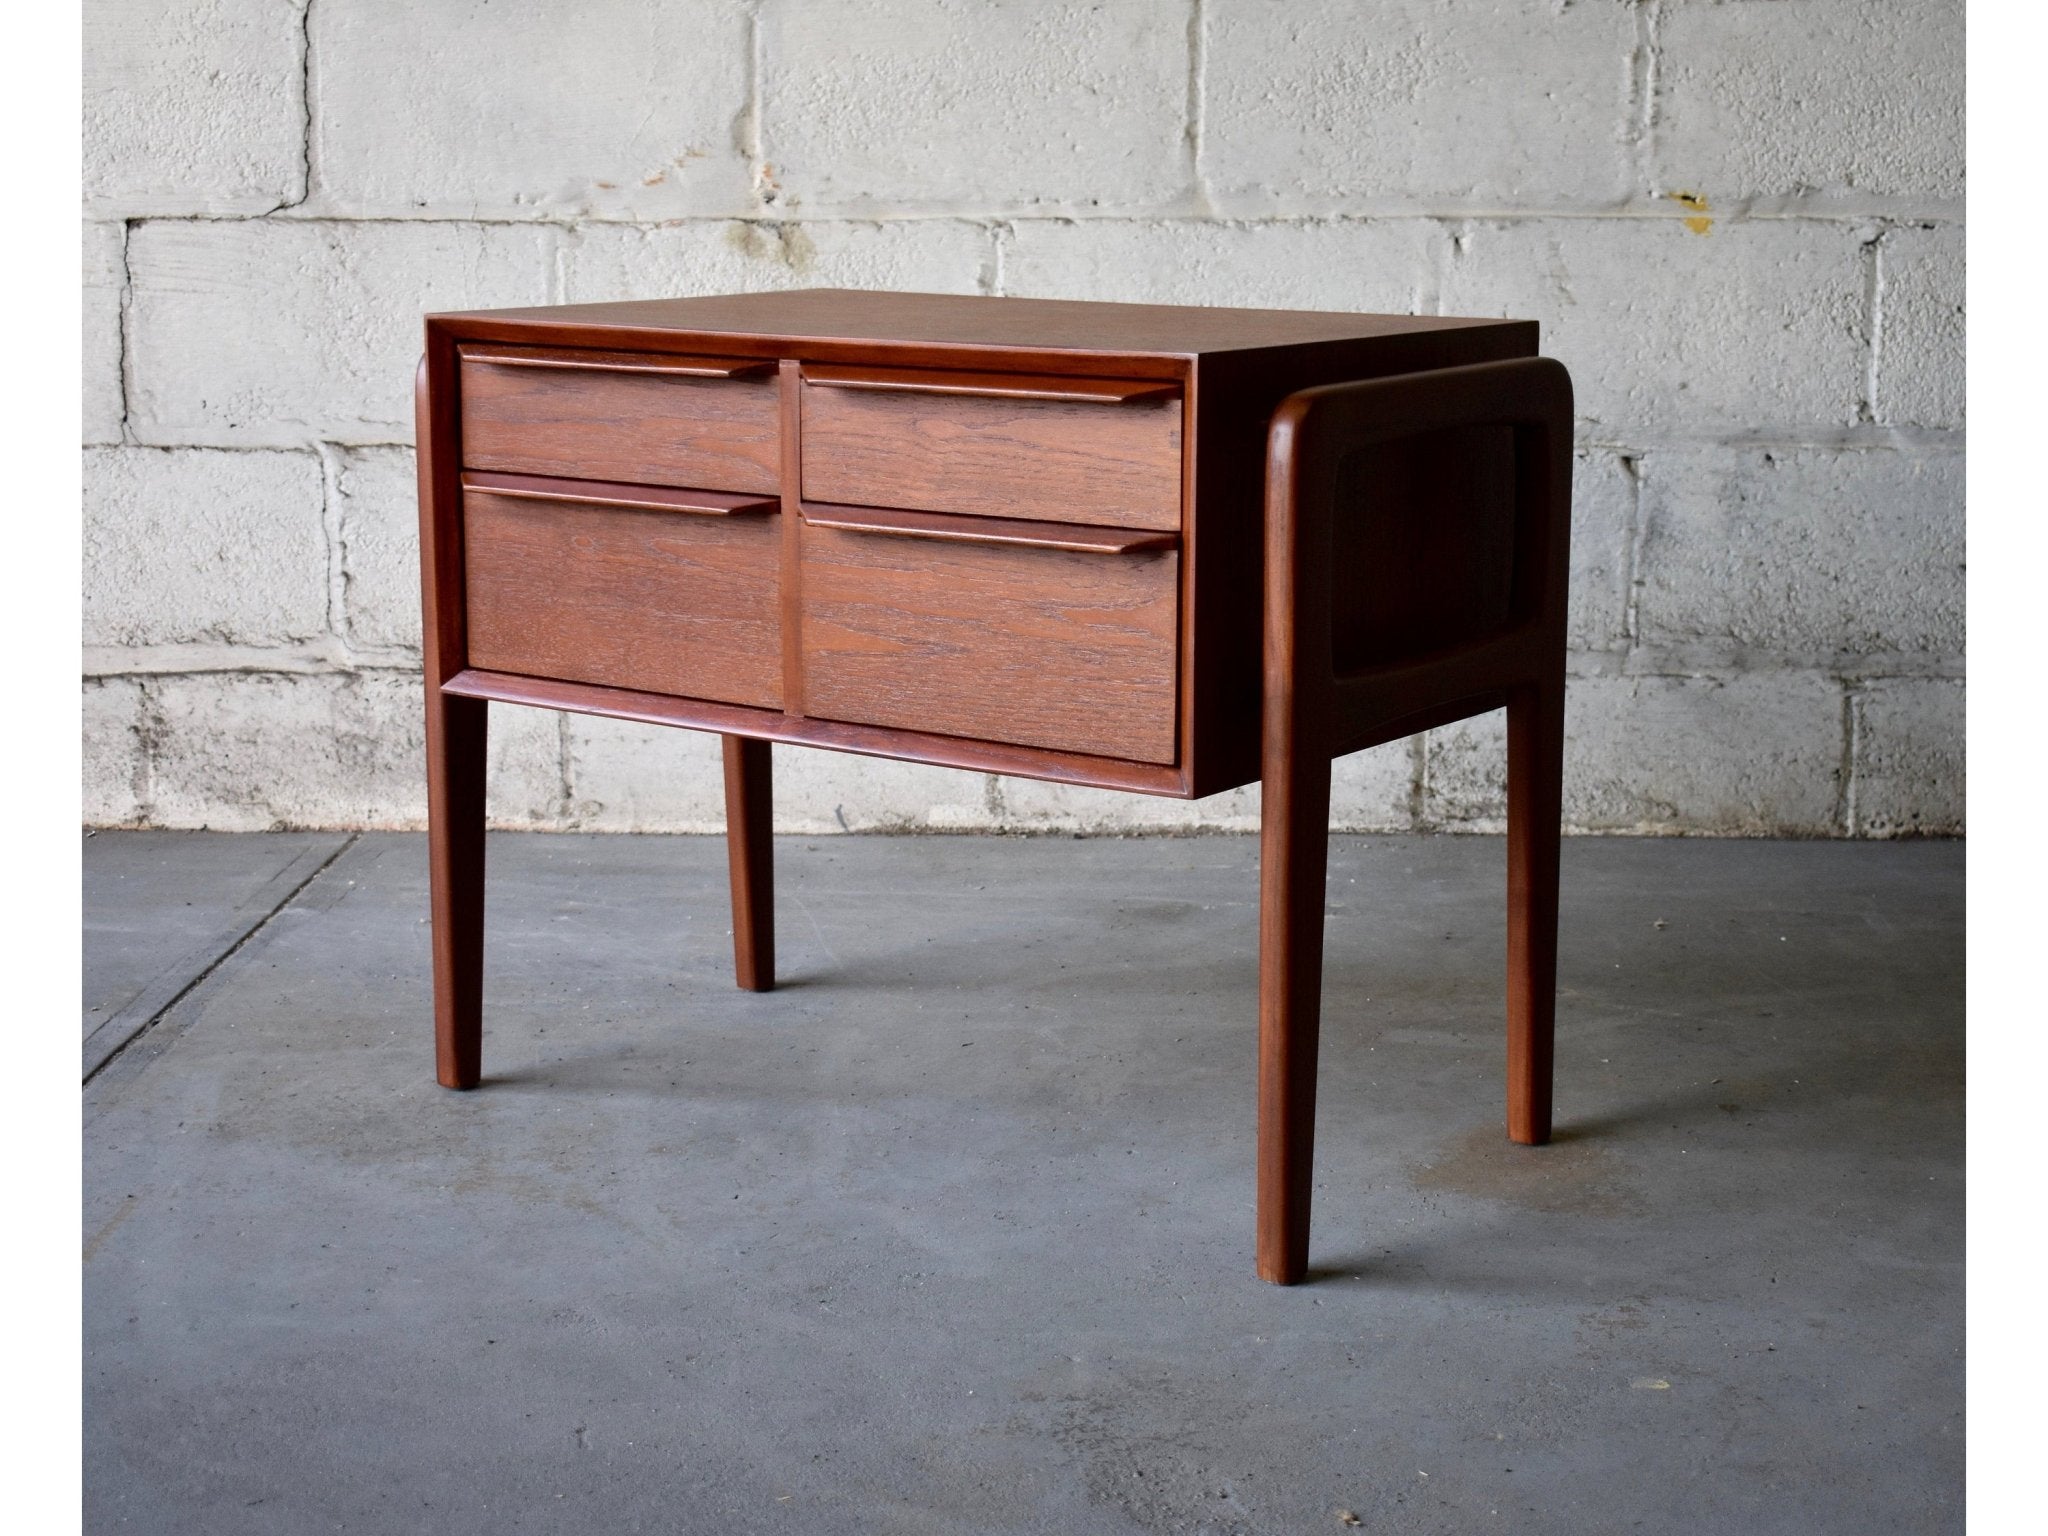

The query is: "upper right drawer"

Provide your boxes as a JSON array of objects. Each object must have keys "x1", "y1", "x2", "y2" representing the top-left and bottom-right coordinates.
[{"x1": 800, "y1": 365, "x2": 1183, "y2": 531}]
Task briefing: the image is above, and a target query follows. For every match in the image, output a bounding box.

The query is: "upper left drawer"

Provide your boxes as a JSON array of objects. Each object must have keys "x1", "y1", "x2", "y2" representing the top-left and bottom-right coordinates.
[{"x1": 458, "y1": 344, "x2": 780, "y2": 494}]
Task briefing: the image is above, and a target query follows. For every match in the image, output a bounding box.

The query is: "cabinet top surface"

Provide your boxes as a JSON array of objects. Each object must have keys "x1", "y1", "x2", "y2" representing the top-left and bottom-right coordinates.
[{"x1": 431, "y1": 287, "x2": 1530, "y2": 359}]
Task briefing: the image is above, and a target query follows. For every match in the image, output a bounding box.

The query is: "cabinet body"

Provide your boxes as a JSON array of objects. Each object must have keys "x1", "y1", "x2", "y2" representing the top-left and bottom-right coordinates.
[{"x1": 419, "y1": 288, "x2": 1538, "y2": 798}]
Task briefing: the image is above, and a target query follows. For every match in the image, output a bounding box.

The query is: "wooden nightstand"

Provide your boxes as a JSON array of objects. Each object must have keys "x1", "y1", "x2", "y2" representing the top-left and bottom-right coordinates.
[{"x1": 416, "y1": 288, "x2": 1573, "y2": 1284}]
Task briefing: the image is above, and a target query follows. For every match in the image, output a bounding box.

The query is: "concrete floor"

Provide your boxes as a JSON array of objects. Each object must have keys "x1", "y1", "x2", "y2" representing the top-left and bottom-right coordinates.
[{"x1": 83, "y1": 831, "x2": 1963, "y2": 1535}]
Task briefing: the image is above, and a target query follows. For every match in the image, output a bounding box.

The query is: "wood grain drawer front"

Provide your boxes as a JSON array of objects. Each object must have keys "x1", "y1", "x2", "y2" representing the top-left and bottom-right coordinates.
[
  {"x1": 463, "y1": 475, "x2": 783, "y2": 709},
  {"x1": 460, "y1": 344, "x2": 780, "y2": 493},
  {"x1": 799, "y1": 510, "x2": 1180, "y2": 763},
  {"x1": 800, "y1": 365, "x2": 1183, "y2": 531}
]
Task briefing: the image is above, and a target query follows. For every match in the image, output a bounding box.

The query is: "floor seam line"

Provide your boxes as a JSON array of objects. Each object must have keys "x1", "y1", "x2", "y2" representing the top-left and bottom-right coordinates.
[{"x1": 82, "y1": 832, "x2": 362, "y2": 1087}]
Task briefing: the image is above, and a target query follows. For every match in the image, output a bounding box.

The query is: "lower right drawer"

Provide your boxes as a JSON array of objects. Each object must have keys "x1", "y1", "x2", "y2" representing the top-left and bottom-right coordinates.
[{"x1": 798, "y1": 512, "x2": 1180, "y2": 764}]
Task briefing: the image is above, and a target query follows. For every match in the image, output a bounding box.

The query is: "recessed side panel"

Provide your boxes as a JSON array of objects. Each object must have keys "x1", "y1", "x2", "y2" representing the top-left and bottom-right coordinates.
[{"x1": 1328, "y1": 423, "x2": 1517, "y2": 672}]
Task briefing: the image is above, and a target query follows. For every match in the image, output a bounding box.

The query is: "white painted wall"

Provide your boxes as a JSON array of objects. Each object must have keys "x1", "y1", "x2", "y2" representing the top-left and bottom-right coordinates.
[{"x1": 83, "y1": 0, "x2": 1964, "y2": 836}]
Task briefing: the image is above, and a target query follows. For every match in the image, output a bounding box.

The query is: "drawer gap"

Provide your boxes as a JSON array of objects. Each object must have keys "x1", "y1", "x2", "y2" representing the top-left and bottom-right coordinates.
[
  {"x1": 801, "y1": 501, "x2": 1178, "y2": 555},
  {"x1": 462, "y1": 343, "x2": 774, "y2": 379},
  {"x1": 462, "y1": 470, "x2": 775, "y2": 517},
  {"x1": 804, "y1": 362, "x2": 1177, "y2": 404}
]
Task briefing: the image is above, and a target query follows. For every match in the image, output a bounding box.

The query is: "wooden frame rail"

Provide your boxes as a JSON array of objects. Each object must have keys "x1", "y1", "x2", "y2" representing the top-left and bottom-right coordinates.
[{"x1": 1257, "y1": 357, "x2": 1573, "y2": 1283}]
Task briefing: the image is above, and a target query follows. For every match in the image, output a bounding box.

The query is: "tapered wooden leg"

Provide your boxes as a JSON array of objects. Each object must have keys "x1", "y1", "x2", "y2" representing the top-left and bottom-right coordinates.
[
  {"x1": 427, "y1": 690, "x2": 487, "y2": 1089},
  {"x1": 1506, "y1": 678, "x2": 1565, "y2": 1145},
  {"x1": 1257, "y1": 746, "x2": 1332, "y2": 1285},
  {"x1": 723, "y1": 735, "x2": 775, "y2": 992}
]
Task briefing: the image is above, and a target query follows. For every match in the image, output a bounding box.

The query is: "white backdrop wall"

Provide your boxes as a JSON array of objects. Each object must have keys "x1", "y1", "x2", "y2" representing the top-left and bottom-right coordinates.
[{"x1": 82, "y1": 0, "x2": 1965, "y2": 835}]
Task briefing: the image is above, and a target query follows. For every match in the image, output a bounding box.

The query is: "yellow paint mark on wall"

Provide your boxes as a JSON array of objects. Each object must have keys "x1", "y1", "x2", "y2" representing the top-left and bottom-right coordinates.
[{"x1": 1668, "y1": 191, "x2": 1713, "y2": 235}]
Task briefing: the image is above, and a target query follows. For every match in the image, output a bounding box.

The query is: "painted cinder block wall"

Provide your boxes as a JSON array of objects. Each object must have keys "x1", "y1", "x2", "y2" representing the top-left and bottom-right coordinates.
[{"x1": 82, "y1": 0, "x2": 1965, "y2": 837}]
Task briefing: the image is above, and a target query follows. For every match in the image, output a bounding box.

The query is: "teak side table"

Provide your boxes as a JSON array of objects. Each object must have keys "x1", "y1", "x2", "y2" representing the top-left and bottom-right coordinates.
[{"x1": 415, "y1": 289, "x2": 1572, "y2": 1285}]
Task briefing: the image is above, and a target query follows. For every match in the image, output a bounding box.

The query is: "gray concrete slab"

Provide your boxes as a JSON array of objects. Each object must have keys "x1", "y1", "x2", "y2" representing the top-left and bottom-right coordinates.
[
  {"x1": 83, "y1": 832, "x2": 1963, "y2": 1535},
  {"x1": 82, "y1": 830, "x2": 351, "y2": 1077}
]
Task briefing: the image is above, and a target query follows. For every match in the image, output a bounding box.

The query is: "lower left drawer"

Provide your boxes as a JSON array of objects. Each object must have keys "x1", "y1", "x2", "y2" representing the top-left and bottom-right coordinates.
[{"x1": 462, "y1": 473, "x2": 784, "y2": 708}]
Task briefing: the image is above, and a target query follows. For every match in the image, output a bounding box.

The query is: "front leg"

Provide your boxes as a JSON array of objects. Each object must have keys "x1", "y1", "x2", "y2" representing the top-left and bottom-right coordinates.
[
  {"x1": 1256, "y1": 743, "x2": 1331, "y2": 1285},
  {"x1": 427, "y1": 690, "x2": 487, "y2": 1089},
  {"x1": 722, "y1": 735, "x2": 775, "y2": 991}
]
